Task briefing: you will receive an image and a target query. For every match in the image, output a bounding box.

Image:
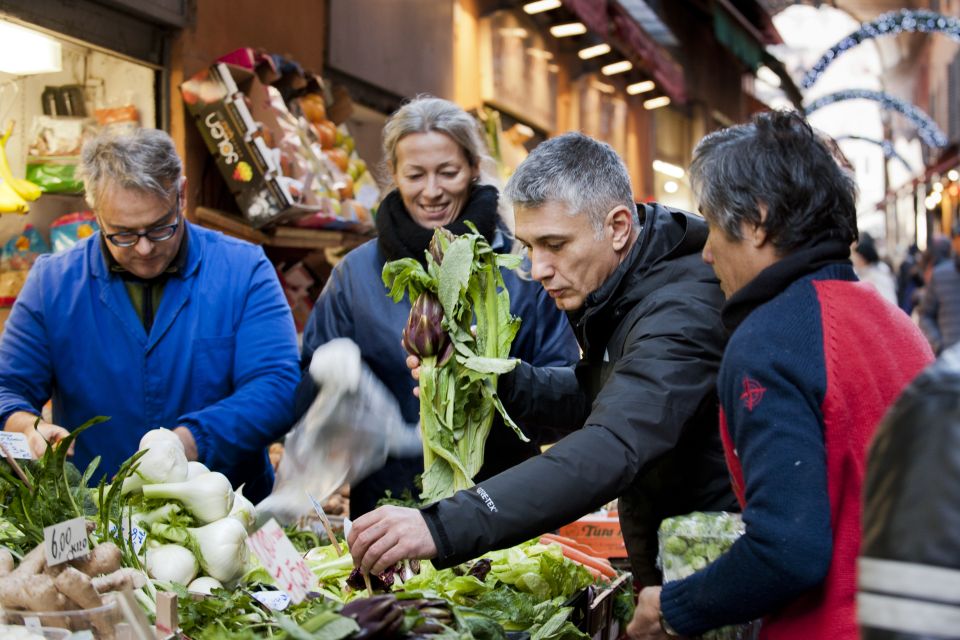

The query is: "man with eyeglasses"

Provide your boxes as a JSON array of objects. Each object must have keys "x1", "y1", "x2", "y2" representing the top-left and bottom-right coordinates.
[{"x1": 0, "y1": 128, "x2": 300, "y2": 502}]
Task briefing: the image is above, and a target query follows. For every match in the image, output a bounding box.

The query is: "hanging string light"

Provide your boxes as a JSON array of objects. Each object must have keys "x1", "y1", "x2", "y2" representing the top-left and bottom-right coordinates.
[
  {"x1": 801, "y1": 10, "x2": 960, "y2": 89},
  {"x1": 833, "y1": 134, "x2": 915, "y2": 174},
  {"x1": 805, "y1": 89, "x2": 948, "y2": 148}
]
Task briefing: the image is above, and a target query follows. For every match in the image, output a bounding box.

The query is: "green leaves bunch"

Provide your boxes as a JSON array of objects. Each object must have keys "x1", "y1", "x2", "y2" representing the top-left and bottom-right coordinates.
[{"x1": 383, "y1": 224, "x2": 525, "y2": 502}]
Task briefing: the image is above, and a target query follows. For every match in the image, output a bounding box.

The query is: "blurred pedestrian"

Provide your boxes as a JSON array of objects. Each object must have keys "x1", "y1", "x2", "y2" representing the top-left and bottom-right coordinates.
[
  {"x1": 852, "y1": 232, "x2": 897, "y2": 306},
  {"x1": 917, "y1": 227, "x2": 960, "y2": 355}
]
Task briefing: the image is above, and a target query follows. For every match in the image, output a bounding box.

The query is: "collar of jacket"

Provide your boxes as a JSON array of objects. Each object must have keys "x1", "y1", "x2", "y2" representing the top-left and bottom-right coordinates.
[
  {"x1": 720, "y1": 233, "x2": 853, "y2": 332},
  {"x1": 92, "y1": 221, "x2": 201, "y2": 282},
  {"x1": 570, "y1": 203, "x2": 708, "y2": 350}
]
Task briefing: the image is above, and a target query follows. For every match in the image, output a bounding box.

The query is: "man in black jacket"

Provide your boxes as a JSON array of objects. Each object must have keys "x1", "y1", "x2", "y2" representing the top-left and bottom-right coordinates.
[{"x1": 348, "y1": 132, "x2": 735, "y2": 586}]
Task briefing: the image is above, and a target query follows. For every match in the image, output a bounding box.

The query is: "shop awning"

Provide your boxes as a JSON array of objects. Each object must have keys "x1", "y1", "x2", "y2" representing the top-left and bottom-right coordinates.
[
  {"x1": 559, "y1": 0, "x2": 686, "y2": 104},
  {"x1": 609, "y1": 1, "x2": 686, "y2": 104},
  {"x1": 712, "y1": 0, "x2": 803, "y2": 108}
]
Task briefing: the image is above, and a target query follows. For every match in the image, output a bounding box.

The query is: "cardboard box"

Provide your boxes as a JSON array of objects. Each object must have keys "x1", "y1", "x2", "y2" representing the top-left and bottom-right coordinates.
[
  {"x1": 558, "y1": 515, "x2": 628, "y2": 559},
  {"x1": 180, "y1": 63, "x2": 315, "y2": 228}
]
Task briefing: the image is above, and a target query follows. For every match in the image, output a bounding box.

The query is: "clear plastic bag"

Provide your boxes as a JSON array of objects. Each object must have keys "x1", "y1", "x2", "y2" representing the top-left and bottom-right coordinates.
[
  {"x1": 256, "y1": 338, "x2": 416, "y2": 524},
  {"x1": 658, "y1": 512, "x2": 760, "y2": 640}
]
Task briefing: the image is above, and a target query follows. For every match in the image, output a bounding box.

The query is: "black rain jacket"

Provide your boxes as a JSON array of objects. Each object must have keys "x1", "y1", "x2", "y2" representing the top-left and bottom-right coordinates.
[{"x1": 421, "y1": 203, "x2": 737, "y2": 583}]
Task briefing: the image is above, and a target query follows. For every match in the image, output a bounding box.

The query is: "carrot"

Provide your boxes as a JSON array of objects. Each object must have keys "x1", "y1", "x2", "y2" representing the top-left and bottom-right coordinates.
[
  {"x1": 539, "y1": 537, "x2": 617, "y2": 579},
  {"x1": 540, "y1": 533, "x2": 605, "y2": 558}
]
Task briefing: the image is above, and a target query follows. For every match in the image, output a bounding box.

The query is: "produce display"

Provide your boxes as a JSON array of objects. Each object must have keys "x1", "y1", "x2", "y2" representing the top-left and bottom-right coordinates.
[
  {"x1": 383, "y1": 227, "x2": 525, "y2": 502},
  {"x1": 658, "y1": 512, "x2": 759, "y2": 640},
  {"x1": 0, "y1": 419, "x2": 630, "y2": 639}
]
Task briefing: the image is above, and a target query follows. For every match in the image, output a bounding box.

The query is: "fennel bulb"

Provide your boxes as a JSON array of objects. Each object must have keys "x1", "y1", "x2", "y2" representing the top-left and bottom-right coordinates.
[
  {"x1": 122, "y1": 438, "x2": 189, "y2": 494},
  {"x1": 142, "y1": 471, "x2": 235, "y2": 524},
  {"x1": 187, "y1": 460, "x2": 210, "y2": 479},
  {"x1": 228, "y1": 484, "x2": 256, "y2": 532},
  {"x1": 153, "y1": 517, "x2": 249, "y2": 583},
  {"x1": 187, "y1": 576, "x2": 223, "y2": 595},
  {"x1": 146, "y1": 543, "x2": 198, "y2": 585},
  {"x1": 139, "y1": 427, "x2": 184, "y2": 452}
]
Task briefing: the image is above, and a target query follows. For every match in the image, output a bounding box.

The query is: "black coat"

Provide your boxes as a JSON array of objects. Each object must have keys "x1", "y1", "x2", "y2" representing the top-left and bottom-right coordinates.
[
  {"x1": 421, "y1": 203, "x2": 737, "y2": 583},
  {"x1": 859, "y1": 345, "x2": 959, "y2": 639}
]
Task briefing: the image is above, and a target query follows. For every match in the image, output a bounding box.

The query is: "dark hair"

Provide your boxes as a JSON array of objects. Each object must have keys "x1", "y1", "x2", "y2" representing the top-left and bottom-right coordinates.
[
  {"x1": 689, "y1": 110, "x2": 858, "y2": 252},
  {"x1": 855, "y1": 232, "x2": 880, "y2": 264}
]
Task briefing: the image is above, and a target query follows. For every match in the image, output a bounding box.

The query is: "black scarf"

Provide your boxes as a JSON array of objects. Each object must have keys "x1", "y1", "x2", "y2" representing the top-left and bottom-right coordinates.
[
  {"x1": 376, "y1": 184, "x2": 499, "y2": 264},
  {"x1": 721, "y1": 233, "x2": 852, "y2": 332}
]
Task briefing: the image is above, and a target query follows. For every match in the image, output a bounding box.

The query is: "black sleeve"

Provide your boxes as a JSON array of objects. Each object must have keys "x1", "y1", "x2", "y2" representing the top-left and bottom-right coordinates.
[
  {"x1": 423, "y1": 286, "x2": 725, "y2": 566},
  {"x1": 497, "y1": 362, "x2": 590, "y2": 442}
]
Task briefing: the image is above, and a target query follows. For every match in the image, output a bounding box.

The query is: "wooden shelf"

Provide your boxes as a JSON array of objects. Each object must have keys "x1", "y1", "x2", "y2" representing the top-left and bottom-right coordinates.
[{"x1": 194, "y1": 206, "x2": 372, "y2": 252}]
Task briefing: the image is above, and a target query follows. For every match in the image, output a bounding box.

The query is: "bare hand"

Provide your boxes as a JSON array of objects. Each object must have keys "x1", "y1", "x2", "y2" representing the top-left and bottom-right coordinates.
[
  {"x1": 627, "y1": 587, "x2": 675, "y2": 640},
  {"x1": 405, "y1": 354, "x2": 421, "y2": 398},
  {"x1": 347, "y1": 505, "x2": 437, "y2": 574},
  {"x1": 26, "y1": 422, "x2": 73, "y2": 458},
  {"x1": 173, "y1": 426, "x2": 198, "y2": 461}
]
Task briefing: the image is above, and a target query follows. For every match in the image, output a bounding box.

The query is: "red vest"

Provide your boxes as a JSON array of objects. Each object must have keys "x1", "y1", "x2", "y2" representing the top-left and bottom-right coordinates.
[{"x1": 720, "y1": 281, "x2": 933, "y2": 640}]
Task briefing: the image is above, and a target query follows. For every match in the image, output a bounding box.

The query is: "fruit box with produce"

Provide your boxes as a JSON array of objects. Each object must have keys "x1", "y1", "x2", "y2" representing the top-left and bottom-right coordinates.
[
  {"x1": 180, "y1": 62, "x2": 316, "y2": 228},
  {"x1": 658, "y1": 512, "x2": 760, "y2": 640}
]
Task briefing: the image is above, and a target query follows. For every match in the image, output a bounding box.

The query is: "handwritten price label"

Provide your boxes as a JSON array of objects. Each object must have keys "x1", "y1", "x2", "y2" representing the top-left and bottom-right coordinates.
[
  {"x1": 246, "y1": 518, "x2": 316, "y2": 605},
  {"x1": 252, "y1": 589, "x2": 291, "y2": 611},
  {"x1": 43, "y1": 517, "x2": 90, "y2": 566},
  {"x1": 0, "y1": 432, "x2": 33, "y2": 459}
]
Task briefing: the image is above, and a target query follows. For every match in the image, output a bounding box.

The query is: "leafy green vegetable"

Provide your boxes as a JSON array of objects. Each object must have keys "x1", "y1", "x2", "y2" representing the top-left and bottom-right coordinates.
[
  {"x1": 383, "y1": 225, "x2": 524, "y2": 502},
  {"x1": 0, "y1": 416, "x2": 112, "y2": 553}
]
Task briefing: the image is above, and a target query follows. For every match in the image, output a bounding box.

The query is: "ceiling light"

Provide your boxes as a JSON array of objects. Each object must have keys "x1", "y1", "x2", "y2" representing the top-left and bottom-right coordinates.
[
  {"x1": 550, "y1": 22, "x2": 587, "y2": 38},
  {"x1": 591, "y1": 80, "x2": 616, "y2": 94},
  {"x1": 933, "y1": 181, "x2": 944, "y2": 192},
  {"x1": 499, "y1": 28, "x2": 529, "y2": 38},
  {"x1": 578, "y1": 44, "x2": 611, "y2": 60},
  {"x1": 663, "y1": 180, "x2": 679, "y2": 194},
  {"x1": 949, "y1": 169, "x2": 959, "y2": 181},
  {"x1": 653, "y1": 160, "x2": 685, "y2": 179},
  {"x1": 0, "y1": 21, "x2": 62, "y2": 75},
  {"x1": 524, "y1": 0, "x2": 562, "y2": 14},
  {"x1": 755, "y1": 64, "x2": 781, "y2": 88},
  {"x1": 627, "y1": 80, "x2": 655, "y2": 95},
  {"x1": 601, "y1": 61, "x2": 633, "y2": 76},
  {"x1": 644, "y1": 96, "x2": 671, "y2": 110},
  {"x1": 526, "y1": 48, "x2": 554, "y2": 61}
]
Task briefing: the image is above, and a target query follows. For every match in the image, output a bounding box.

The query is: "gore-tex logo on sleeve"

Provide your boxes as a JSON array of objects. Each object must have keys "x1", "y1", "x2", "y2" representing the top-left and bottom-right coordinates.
[
  {"x1": 476, "y1": 487, "x2": 498, "y2": 513},
  {"x1": 739, "y1": 375, "x2": 766, "y2": 412}
]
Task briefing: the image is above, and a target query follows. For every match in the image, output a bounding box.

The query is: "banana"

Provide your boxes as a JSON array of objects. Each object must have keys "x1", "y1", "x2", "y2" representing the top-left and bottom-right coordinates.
[
  {"x1": 0, "y1": 122, "x2": 40, "y2": 203},
  {"x1": 0, "y1": 177, "x2": 28, "y2": 214}
]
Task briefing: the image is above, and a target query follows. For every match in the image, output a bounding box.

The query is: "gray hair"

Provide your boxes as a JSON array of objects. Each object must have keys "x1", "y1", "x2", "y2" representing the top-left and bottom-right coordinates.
[
  {"x1": 504, "y1": 132, "x2": 637, "y2": 237},
  {"x1": 80, "y1": 128, "x2": 182, "y2": 210},
  {"x1": 688, "y1": 110, "x2": 857, "y2": 252},
  {"x1": 382, "y1": 95, "x2": 496, "y2": 185}
]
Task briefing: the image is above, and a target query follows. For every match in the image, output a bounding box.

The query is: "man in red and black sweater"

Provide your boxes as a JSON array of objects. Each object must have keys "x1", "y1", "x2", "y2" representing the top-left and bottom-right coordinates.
[{"x1": 628, "y1": 111, "x2": 934, "y2": 640}]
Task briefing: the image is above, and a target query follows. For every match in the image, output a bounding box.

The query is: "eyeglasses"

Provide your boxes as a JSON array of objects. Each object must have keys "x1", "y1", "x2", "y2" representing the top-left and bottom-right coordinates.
[{"x1": 103, "y1": 198, "x2": 181, "y2": 248}]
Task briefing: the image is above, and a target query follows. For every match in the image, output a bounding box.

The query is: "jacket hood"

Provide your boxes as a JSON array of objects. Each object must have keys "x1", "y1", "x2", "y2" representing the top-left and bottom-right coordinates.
[{"x1": 581, "y1": 203, "x2": 708, "y2": 319}]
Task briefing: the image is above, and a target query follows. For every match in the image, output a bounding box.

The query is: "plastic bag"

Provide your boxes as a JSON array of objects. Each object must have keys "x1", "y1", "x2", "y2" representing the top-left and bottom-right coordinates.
[
  {"x1": 49, "y1": 211, "x2": 98, "y2": 253},
  {"x1": 658, "y1": 512, "x2": 760, "y2": 640},
  {"x1": 257, "y1": 338, "x2": 416, "y2": 524}
]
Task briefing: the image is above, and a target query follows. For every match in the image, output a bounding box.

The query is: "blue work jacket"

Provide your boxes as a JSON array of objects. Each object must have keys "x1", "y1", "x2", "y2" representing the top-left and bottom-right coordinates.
[{"x1": 0, "y1": 223, "x2": 300, "y2": 501}]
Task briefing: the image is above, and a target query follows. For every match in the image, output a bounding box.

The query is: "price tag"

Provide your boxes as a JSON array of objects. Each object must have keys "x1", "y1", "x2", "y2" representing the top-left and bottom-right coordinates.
[
  {"x1": 43, "y1": 516, "x2": 90, "y2": 566},
  {"x1": 246, "y1": 518, "x2": 316, "y2": 605},
  {"x1": 0, "y1": 432, "x2": 33, "y2": 459},
  {"x1": 109, "y1": 521, "x2": 147, "y2": 555},
  {"x1": 252, "y1": 589, "x2": 291, "y2": 611}
]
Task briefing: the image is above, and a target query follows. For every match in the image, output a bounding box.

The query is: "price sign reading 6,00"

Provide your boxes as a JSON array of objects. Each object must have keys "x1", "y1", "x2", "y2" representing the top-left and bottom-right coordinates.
[{"x1": 43, "y1": 517, "x2": 91, "y2": 567}]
